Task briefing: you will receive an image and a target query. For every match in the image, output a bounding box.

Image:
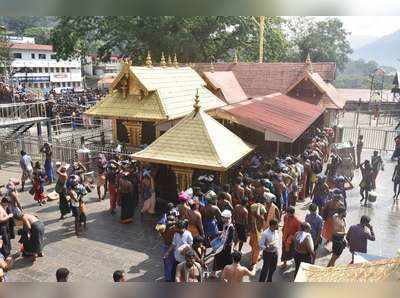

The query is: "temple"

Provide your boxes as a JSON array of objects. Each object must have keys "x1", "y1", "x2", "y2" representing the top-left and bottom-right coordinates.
[
  {"x1": 132, "y1": 92, "x2": 254, "y2": 192},
  {"x1": 85, "y1": 54, "x2": 225, "y2": 147}
]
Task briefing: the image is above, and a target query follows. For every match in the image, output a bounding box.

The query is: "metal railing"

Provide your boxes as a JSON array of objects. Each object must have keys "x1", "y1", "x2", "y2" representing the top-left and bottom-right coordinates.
[
  {"x1": 0, "y1": 101, "x2": 47, "y2": 123},
  {"x1": 341, "y1": 126, "x2": 397, "y2": 151}
]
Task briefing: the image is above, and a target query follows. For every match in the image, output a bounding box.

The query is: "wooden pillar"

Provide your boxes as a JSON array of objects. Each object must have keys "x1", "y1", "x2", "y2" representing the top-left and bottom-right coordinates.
[
  {"x1": 219, "y1": 171, "x2": 228, "y2": 185},
  {"x1": 112, "y1": 119, "x2": 117, "y2": 141},
  {"x1": 172, "y1": 166, "x2": 193, "y2": 192}
]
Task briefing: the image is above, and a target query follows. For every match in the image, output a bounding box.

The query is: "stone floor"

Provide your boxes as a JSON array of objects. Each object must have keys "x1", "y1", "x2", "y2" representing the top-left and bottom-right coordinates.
[{"x1": 1, "y1": 149, "x2": 399, "y2": 282}]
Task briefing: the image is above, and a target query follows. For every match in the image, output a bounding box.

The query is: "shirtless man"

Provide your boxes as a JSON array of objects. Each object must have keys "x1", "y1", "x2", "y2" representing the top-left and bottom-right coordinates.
[
  {"x1": 16, "y1": 213, "x2": 45, "y2": 262},
  {"x1": 231, "y1": 177, "x2": 244, "y2": 207},
  {"x1": 220, "y1": 251, "x2": 255, "y2": 282},
  {"x1": 175, "y1": 249, "x2": 203, "y2": 283},
  {"x1": 201, "y1": 194, "x2": 222, "y2": 242},
  {"x1": 178, "y1": 199, "x2": 204, "y2": 238},
  {"x1": 233, "y1": 197, "x2": 248, "y2": 252},
  {"x1": 327, "y1": 207, "x2": 347, "y2": 267}
]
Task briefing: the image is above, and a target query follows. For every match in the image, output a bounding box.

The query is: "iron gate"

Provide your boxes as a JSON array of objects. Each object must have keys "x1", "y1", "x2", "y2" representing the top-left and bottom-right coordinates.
[{"x1": 341, "y1": 127, "x2": 397, "y2": 151}]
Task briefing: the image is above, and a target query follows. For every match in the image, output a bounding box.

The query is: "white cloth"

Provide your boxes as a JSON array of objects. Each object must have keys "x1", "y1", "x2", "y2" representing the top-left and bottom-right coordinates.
[
  {"x1": 259, "y1": 228, "x2": 279, "y2": 252},
  {"x1": 172, "y1": 230, "x2": 193, "y2": 263}
]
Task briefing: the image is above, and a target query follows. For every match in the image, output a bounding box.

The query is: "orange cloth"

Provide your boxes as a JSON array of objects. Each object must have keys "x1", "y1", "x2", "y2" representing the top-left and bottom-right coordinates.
[
  {"x1": 282, "y1": 214, "x2": 301, "y2": 252},
  {"x1": 263, "y1": 203, "x2": 279, "y2": 230},
  {"x1": 249, "y1": 232, "x2": 260, "y2": 266},
  {"x1": 322, "y1": 217, "x2": 334, "y2": 241},
  {"x1": 188, "y1": 224, "x2": 200, "y2": 237}
]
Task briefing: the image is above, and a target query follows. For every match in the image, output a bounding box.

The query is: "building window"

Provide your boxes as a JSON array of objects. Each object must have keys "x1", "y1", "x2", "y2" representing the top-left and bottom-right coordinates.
[
  {"x1": 39, "y1": 83, "x2": 44, "y2": 88},
  {"x1": 77, "y1": 82, "x2": 81, "y2": 87},
  {"x1": 66, "y1": 68, "x2": 70, "y2": 73},
  {"x1": 38, "y1": 68, "x2": 42, "y2": 73},
  {"x1": 72, "y1": 82, "x2": 76, "y2": 87},
  {"x1": 31, "y1": 53, "x2": 35, "y2": 59},
  {"x1": 44, "y1": 67, "x2": 48, "y2": 73},
  {"x1": 61, "y1": 67, "x2": 65, "y2": 73},
  {"x1": 51, "y1": 54, "x2": 57, "y2": 60},
  {"x1": 50, "y1": 67, "x2": 54, "y2": 73},
  {"x1": 56, "y1": 67, "x2": 59, "y2": 73},
  {"x1": 13, "y1": 53, "x2": 22, "y2": 59},
  {"x1": 38, "y1": 54, "x2": 46, "y2": 59},
  {"x1": 62, "y1": 82, "x2": 66, "y2": 87},
  {"x1": 32, "y1": 68, "x2": 37, "y2": 73},
  {"x1": 33, "y1": 83, "x2": 38, "y2": 88}
]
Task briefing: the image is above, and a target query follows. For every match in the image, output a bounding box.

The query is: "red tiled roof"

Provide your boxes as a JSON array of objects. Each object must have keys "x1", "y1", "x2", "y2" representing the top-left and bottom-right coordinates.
[
  {"x1": 194, "y1": 62, "x2": 336, "y2": 98},
  {"x1": 220, "y1": 93, "x2": 324, "y2": 143},
  {"x1": 203, "y1": 71, "x2": 248, "y2": 104},
  {"x1": 10, "y1": 43, "x2": 53, "y2": 51}
]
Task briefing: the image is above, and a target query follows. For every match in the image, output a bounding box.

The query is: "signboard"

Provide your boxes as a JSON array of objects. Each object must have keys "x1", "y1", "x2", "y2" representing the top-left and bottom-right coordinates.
[
  {"x1": 12, "y1": 76, "x2": 50, "y2": 83},
  {"x1": 53, "y1": 74, "x2": 68, "y2": 79}
]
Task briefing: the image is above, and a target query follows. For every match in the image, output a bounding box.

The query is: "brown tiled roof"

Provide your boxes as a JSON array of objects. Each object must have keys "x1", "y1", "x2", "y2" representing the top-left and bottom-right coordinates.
[
  {"x1": 202, "y1": 71, "x2": 248, "y2": 104},
  {"x1": 217, "y1": 93, "x2": 324, "y2": 143},
  {"x1": 194, "y1": 62, "x2": 336, "y2": 98},
  {"x1": 10, "y1": 43, "x2": 53, "y2": 51}
]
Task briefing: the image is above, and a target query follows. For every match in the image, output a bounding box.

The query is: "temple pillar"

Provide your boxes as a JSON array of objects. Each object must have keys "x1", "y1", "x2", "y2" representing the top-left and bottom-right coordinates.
[
  {"x1": 112, "y1": 119, "x2": 117, "y2": 141},
  {"x1": 172, "y1": 166, "x2": 193, "y2": 192},
  {"x1": 123, "y1": 121, "x2": 142, "y2": 147}
]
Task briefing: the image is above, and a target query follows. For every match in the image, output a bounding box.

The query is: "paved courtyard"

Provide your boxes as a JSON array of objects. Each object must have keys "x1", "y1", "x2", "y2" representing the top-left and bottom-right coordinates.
[{"x1": 1, "y1": 149, "x2": 399, "y2": 282}]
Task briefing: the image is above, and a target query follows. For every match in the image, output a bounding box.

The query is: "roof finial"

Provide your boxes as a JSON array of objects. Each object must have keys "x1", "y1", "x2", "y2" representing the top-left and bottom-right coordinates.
[
  {"x1": 167, "y1": 54, "x2": 172, "y2": 66},
  {"x1": 233, "y1": 50, "x2": 238, "y2": 64},
  {"x1": 193, "y1": 89, "x2": 200, "y2": 112},
  {"x1": 305, "y1": 52, "x2": 313, "y2": 73},
  {"x1": 210, "y1": 60, "x2": 214, "y2": 73},
  {"x1": 145, "y1": 51, "x2": 152, "y2": 68},
  {"x1": 160, "y1": 52, "x2": 166, "y2": 68},
  {"x1": 173, "y1": 53, "x2": 179, "y2": 68}
]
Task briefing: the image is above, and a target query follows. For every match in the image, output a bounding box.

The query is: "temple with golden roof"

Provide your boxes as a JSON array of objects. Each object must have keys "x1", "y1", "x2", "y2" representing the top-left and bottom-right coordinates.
[{"x1": 85, "y1": 53, "x2": 225, "y2": 147}]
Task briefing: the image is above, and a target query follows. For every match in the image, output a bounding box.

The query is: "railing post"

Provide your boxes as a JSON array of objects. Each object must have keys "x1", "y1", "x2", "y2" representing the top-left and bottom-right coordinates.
[{"x1": 383, "y1": 130, "x2": 388, "y2": 152}]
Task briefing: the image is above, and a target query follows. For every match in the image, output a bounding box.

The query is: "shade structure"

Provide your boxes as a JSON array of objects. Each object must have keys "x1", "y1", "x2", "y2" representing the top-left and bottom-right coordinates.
[
  {"x1": 132, "y1": 101, "x2": 254, "y2": 171},
  {"x1": 295, "y1": 257, "x2": 400, "y2": 282},
  {"x1": 216, "y1": 93, "x2": 324, "y2": 143}
]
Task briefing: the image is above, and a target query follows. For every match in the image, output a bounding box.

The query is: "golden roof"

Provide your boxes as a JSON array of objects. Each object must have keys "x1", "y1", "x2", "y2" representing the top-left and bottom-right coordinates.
[
  {"x1": 85, "y1": 91, "x2": 165, "y2": 121},
  {"x1": 287, "y1": 71, "x2": 346, "y2": 109},
  {"x1": 296, "y1": 257, "x2": 400, "y2": 282},
  {"x1": 86, "y1": 65, "x2": 225, "y2": 121},
  {"x1": 132, "y1": 98, "x2": 254, "y2": 171}
]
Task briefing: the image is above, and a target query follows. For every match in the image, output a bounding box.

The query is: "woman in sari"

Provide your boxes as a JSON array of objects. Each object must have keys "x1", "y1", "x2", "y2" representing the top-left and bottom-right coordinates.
[
  {"x1": 32, "y1": 162, "x2": 46, "y2": 206},
  {"x1": 140, "y1": 172, "x2": 156, "y2": 219}
]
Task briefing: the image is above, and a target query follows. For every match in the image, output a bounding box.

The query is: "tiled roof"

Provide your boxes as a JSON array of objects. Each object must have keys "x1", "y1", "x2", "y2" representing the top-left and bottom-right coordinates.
[
  {"x1": 287, "y1": 71, "x2": 346, "y2": 109},
  {"x1": 202, "y1": 71, "x2": 248, "y2": 104},
  {"x1": 194, "y1": 62, "x2": 336, "y2": 98},
  {"x1": 133, "y1": 104, "x2": 254, "y2": 171},
  {"x1": 10, "y1": 43, "x2": 53, "y2": 51},
  {"x1": 295, "y1": 257, "x2": 400, "y2": 282},
  {"x1": 218, "y1": 93, "x2": 324, "y2": 143}
]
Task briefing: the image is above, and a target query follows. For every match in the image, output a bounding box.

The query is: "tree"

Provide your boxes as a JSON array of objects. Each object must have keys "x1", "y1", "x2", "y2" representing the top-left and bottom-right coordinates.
[
  {"x1": 23, "y1": 27, "x2": 51, "y2": 44},
  {"x1": 0, "y1": 16, "x2": 56, "y2": 35},
  {"x1": 288, "y1": 17, "x2": 352, "y2": 71},
  {"x1": 0, "y1": 26, "x2": 11, "y2": 77},
  {"x1": 50, "y1": 16, "x2": 290, "y2": 65}
]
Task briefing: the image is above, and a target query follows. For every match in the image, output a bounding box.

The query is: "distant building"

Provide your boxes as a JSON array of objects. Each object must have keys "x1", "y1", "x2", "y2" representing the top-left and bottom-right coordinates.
[
  {"x1": 8, "y1": 37, "x2": 83, "y2": 90},
  {"x1": 84, "y1": 54, "x2": 122, "y2": 78}
]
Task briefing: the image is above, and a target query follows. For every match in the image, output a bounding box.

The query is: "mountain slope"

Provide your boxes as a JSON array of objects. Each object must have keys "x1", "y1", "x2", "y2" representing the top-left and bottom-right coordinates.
[{"x1": 353, "y1": 30, "x2": 400, "y2": 68}]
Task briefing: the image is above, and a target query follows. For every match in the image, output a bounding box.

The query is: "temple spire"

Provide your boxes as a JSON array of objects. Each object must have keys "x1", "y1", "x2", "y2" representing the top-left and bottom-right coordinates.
[
  {"x1": 193, "y1": 89, "x2": 200, "y2": 112},
  {"x1": 210, "y1": 60, "x2": 214, "y2": 73},
  {"x1": 173, "y1": 53, "x2": 179, "y2": 68},
  {"x1": 145, "y1": 51, "x2": 152, "y2": 67},
  {"x1": 167, "y1": 54, "x2": 172, "y2": 66},
  {"x1": 160, "y1": 52, "x2": 166, "y2": 68},
  {"x1": 305, "y1": 52, "x2": 313, "y2": 73}
]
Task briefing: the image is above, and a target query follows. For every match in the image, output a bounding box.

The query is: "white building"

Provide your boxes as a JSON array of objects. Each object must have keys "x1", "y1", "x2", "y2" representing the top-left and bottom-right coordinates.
[
  {"x1": 9, "y1": 41, "x2": 83, "y2": 90},
  {"x1": 84, "y1": 54, "x2": 121, "y2": 78}
]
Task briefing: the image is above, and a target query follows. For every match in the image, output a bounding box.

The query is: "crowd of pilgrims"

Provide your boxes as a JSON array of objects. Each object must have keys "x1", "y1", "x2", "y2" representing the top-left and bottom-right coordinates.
[{"x1": 0, "y1": 126, "x2": 381, "y2": 282}]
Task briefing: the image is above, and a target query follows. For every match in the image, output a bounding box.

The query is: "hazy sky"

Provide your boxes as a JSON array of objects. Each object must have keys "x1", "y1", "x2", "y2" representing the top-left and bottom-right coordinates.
[{"x1": 323, "y1": 16, "x2": 400, "y2": 37}]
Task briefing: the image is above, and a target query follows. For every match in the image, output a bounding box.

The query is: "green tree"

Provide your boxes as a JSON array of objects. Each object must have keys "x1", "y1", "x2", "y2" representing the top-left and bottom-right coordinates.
[
  {"x1": 288, "y1": 17, "x2": 352, "y2": 71},
  {"x1": 0, "y1": 26, "x2": 11, "y2": 76},
  {"x1": 50, "y1": 16, "x2": 289, "y2": 65},
  {"x1": 23, "y1": 27, "x2": 51, "y2": 44}
]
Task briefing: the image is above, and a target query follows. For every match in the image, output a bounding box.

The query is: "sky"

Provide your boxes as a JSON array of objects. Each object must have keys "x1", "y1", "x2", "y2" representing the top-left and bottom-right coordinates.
[{"x1": 320, "y1": 16, "x2": 400, "y2": 37}]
